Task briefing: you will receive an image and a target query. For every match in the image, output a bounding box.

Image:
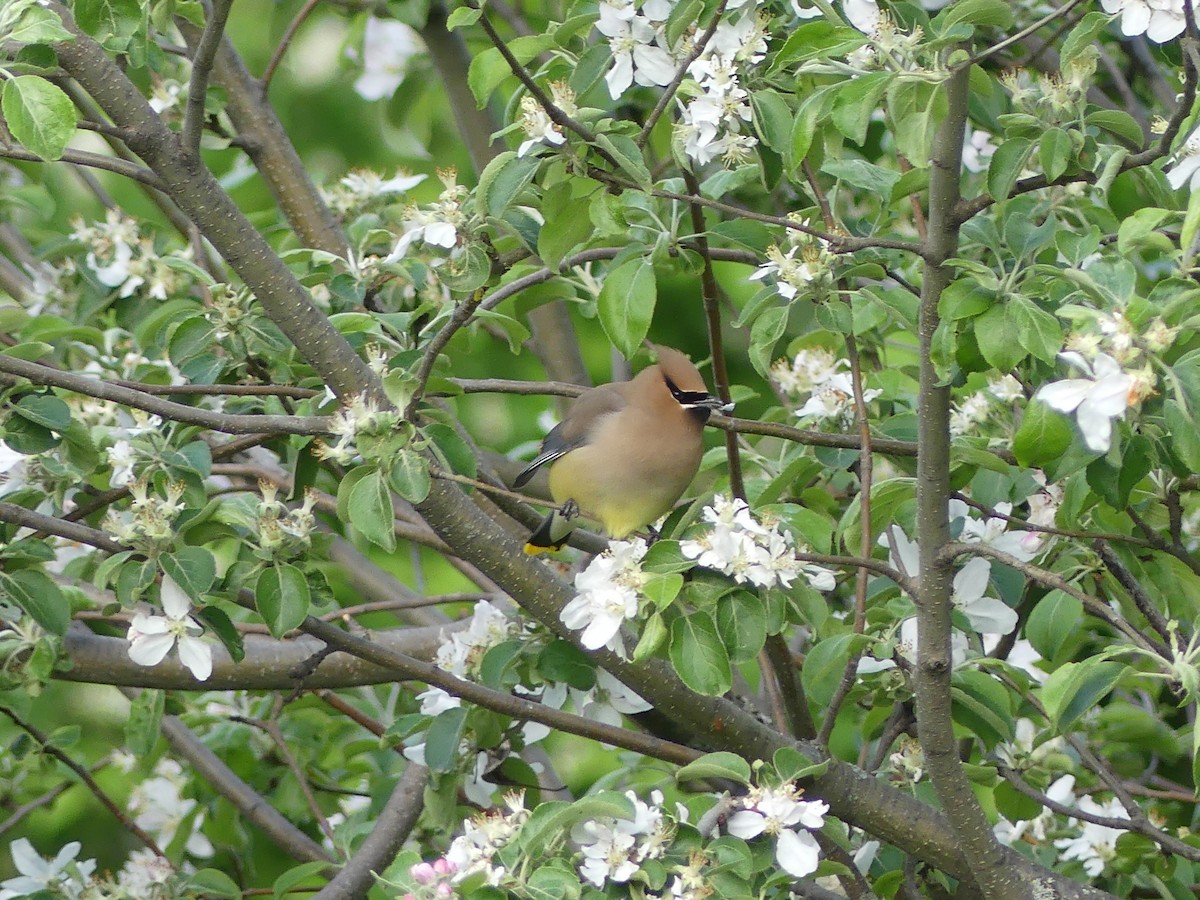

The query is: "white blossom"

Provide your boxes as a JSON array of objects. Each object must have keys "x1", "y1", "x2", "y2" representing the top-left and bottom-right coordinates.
[
  {"x1": 571, "y1": 789, "x2": 669, "y2": 887},
  {"x1": 596, "y1": 0, "x2": 677, "y2": 99},
  {"x1": 725, "y1": 784, "x2": 827, "y2": 878},
  {"x1": 352, "y1": 17, "x2": 425, "y2": 100},
  {"x1": 995, "y1": 774, "x2": 1075, "y2": 847},
  {"x1": 680, "y1": 495, "x2": 835, "y2": 591},
  {"x1": 1100, "y1": 0, "x2": 1185, "y2": 43},
  {"x1": 844, "y1": 0, "x2": 881, "y2": 33},
  {"x1": 962, "y1": 130, "x2": 997, "y2": 173},
  {"x1": 1053, "y1": 795, "x2": 1130, "y2": 876},
  {"x1": 127, "y1": 759, "x2": 214, "y2": 858},
  {"x1": 1036, "y1": 351, "x2": 1135, "y2": 453},
  {"x1": 125, "y1": 575, "x2": 214, "y2": 681},
  {"x1": 560, "y1": 538, "x2": 648, "y2": 654},
  {"x1": 568, "y1": 668, "x2": 653, "y2": 728},
  {"x1": 1166, "y1": 124, "x2": 1200, "y2": 191},
  {"x1": 115, "y1": 849, "x2": 174, "y2": 897},
  {"x1": 106, "y1": 439, "x2": 138, "y2": 487},
  {"x1": 952, "y1": 557, "x2": 1018, "y2": 635},
  {"x1": 0, "y1": 839, "x2": 95, "y2": 899}
]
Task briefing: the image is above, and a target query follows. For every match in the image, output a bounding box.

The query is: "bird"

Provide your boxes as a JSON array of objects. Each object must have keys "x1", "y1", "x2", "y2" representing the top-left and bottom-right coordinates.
[{"x1": 515, "y1": 346, "x2": 731, "y2": 553}]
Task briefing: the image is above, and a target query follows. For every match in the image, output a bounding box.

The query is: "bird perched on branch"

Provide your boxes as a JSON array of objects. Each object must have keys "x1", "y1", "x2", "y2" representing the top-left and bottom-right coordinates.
[{"x1": 515, "y1": 345, "x2": 731, "y2": 553}]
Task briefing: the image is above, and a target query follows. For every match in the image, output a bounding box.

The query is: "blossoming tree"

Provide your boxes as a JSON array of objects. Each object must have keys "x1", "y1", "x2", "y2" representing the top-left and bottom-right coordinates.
[{"x1": 2, "y1": 0, "x2": 1200, "y2": 895}]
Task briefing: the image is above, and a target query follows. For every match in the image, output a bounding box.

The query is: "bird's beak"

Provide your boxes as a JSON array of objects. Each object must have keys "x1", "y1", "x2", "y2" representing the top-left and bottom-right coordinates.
[{"x1": 684, "y1": 395, "x2": 734, "y2": 414}]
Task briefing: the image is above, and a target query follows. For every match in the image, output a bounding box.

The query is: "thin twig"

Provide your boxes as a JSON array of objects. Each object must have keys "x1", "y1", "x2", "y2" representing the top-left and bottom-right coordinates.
[
  {"x1": 0, "y1": 142, "x2": 165, "y2": 190},
  {"x1": 261, "y1": 0, "x2": 320, "y2": 94},
  {"x1": 0, "y1": 354, "x2": 330, "y2": 435},
  {"x1": 637, "y1": 0, "x2": 729, "y2": 146},
  {"x1": 0, "y1": 705, "x2": 166, "y2": 857},
  {"x1": 957, "y1": 0, "x2": 1088, "y2": 69},
  {"x1": 183, "y1": 0, "x2": 234, "y2": 158},
  {"x1": 406, "y1": 290, "x2": 487, "y2": 419}
]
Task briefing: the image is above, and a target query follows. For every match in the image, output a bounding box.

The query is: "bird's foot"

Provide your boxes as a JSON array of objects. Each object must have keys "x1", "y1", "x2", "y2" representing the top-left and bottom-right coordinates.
[{"x1": 560, "y1": 499, "x2": 580, "y2": 520}]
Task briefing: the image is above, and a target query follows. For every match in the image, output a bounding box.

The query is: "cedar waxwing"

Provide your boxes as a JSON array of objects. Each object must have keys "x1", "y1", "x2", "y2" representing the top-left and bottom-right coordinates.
[{"x1": 516, "y1": 346, "x2": 731, "y2": 553}]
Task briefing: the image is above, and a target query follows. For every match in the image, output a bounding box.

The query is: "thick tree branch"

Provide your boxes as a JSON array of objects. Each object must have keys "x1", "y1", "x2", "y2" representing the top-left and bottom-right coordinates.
[{"x1": 914, "y1": 64, "x2": 1010, "y2": 899}]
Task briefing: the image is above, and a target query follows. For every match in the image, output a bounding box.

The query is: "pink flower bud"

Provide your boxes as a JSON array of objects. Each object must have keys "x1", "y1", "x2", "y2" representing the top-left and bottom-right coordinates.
[
  {"x1": 434, "y1": 857, "x2": 456, "y2": 875},
  {"x1": 410, "y1": 862, "x2": 437, "y2": 884},
  {"x1": 436, "y1": 884, "x2": 453, "y2": 898}
]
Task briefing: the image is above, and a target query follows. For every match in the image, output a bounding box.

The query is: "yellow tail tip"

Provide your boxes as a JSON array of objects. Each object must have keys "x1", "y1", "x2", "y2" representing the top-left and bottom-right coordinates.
[{"x1": 523, "y1": 543, "x2": 549, "y2": 556}]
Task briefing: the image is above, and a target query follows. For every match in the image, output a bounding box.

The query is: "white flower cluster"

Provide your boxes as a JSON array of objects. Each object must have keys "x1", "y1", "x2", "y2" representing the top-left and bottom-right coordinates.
[
  {"x1": 126, "y1": 574, "x2": 214, "y2": 682},
  {"x1": 0, "y1": 839, "x2": 95, "y2": 899},
  {"x1": 949, "y1": 374, "x2": 1023, "y2": 437},
  {"x1": 1054, "y1": 794, "x2": 1131, "y2": 876},
  {"x1": 571, "y1": 790, "x2": 673, "y2": 887},
  {"x1": 517, "y1": 83, "x2": 577, "y2": 157},
  {"x1": 253, "y1": 481, "x2": 320, "y2": 558},
  {"x1": 416, "y1": 600, "x2": 513, "y2": 717},
  {"x1": 322, "y1": 169, "x2": 426, "y2": 216},
  {"x1": 351, "y1": 16, "x2": 425, "y2": 101},
  {"x1": 1167, "y1": 124, "x2": 1200, "y2": 192},
  {"x1": 560, "y1": 538, "x2": 649, "y2": 655},
  {"x1": 861, "y1": 498, "x2": 1049, "y2": 673},
  {"x1": 724, "y1": 783, "x2": 828, "y2": 877},
  {"x1": 769, "y1": 347, "x2": 880, "y2": 425},
  {"x1": 313, "y1": 392, "x2": 400, "y2": 464},
  {"x1": 442, "y1": 791, "x2": 530, "y2": 887},
  {"x1": 596, "y1": 0, "x2": 678, "y2": 99},
  {"x1": 994, "y1": 773, "x2": 1075, "y2": 848},
  {"x1": 386, "y1": 169, "x2": 469, "y2": 262},
  {"x1": 677, "y1": 4, "x2": 768, "y2": 166},
  {"x1": 112, "y1": 848, "x2": 175, "y2": 899},
  {"x1": 126, "y1": 757, "x2": 215, "y2": 858},
  {"x1": 105, "y1": 480, "x2": 185, "y2": 551},
  {"x1": 71, "y1": 209, "x2": 188, "y2": 301},
  {"x1": 750, "y1": 221, "x2": 836, "y2": 302},
  {"x1": 680, "y1": 495, "x2": 836, "y2": 591}
]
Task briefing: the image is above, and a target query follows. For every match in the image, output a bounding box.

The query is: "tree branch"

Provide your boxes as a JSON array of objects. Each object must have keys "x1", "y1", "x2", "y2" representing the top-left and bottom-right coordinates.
[{"x1": 182, "y1": 0, "x2": 233, "y2": 158}]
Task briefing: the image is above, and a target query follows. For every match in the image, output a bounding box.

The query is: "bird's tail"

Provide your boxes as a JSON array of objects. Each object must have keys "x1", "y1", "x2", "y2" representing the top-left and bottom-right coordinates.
[{"x1": 522, "y1": 508, "x2": 575, "y2": 555}]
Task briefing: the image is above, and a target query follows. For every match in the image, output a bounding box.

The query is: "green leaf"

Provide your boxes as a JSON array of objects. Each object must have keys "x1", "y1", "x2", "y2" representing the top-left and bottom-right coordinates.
[
  {"x1": 350, "y1": 467, "x2": 397, "y2": 551},
  {"x1": 1013, "y1": 401, "x2": 1073, "y2": 468},
  {"x1": 527, "y1": 866, "x2": 582, "y2": 900},
  {"x1": 255, "y1": 563, "x2": 311, "y2": 639},
  {"x1": 74, "y1": 0, "x2": 142, "y2": 42},
  {"x1": 830, "y1": 73, "x2": 889, "y2": 145},
  {"x1": 642, "y1": 572, "x2": 683, "y2": 609},
  {"x1": 519, "y1": 793, "x2": 635, "y2": 853},
  {"x1": 1087, "y1": 109, "x2": 1144, "y2": 148},
  {"x1": 668, "y1": 611, "x2": 732, "y2": 696},
  {"x1": 1060, "y1": 11, "x2": 1113, "y2": 65},
  {"x1": 974, "y1": 302, "x2": 1026, "y2": 371},
  {"x1": 2, "y1": 76, "x2": 76, "y2": 161},
  {"x1": 14, "y1": 393, "x2": 71, "y2": 431},
  {"x1": 125, "y1": 689, "x2": 164, "y2": 758},
  {"x1": 160, "y1": 546, "x2": 217, "y2": 600},
  {"x1": 675, "y1": 751, "x2": 752, "y2": 786},
  {"x1": 594, "y1": 133, "x2": 653, "y2": 188},
  {"x1": 750, "y1": 89, "x2": 794, "y2": 153},
  {"x1": 477, "y1": 151, "x2": 542, "y2": 219},
  {"x1": 801, "y1": 632, "x2": 856, "y2": 707},
  {"x1": 1042, "y1": 657, "x2": 1127, "y2": 732},
  {"x1": 536, "y1": 640, "x2": 595, "y2": 690},
  {"x1": 987, "y1": 138, "x2": 1033, "y2": 203},
  {"x1": 1166, "y1": 401, "x2": 1200, "y2": 470},
  {"x1": 424, "y1": 706, "x2": 468, "y2": 773},
  {"x1": 182, "y1": 869, "x2": 241, "y2": 899},
  {"x1": 3, "y1": 3, "x2": 74, "y2": 42},
  {"x1": 0, "y1": 570, "x2": 69, "y2": 635},
  {"x1": 716, "y1": 591, "x2": 767, "y2": 663},
  {"x1": 272, "y1": 862, "x2": 328, "y2": 900},
  {"x1": 821, "y1": 158, "x2": 900, "y2": 196},
  {"x1": 950, "y1": 669, "x2": 1014, "y2": 747},
  {"x1": 598, "y1": 258, "x2": 656, "y2": 361},
  {"x1": 1008, "y1": 296, "x2": 1062, "y2": 364},
  {"x1": 632, "y1": 611, "x2": 668, "y2": 663},
  {"x1": 446, "y1": 5, "x2": 481, "y2": 28},
  {"x1": 196, "y1": 605, "x2": 244, "y2": 663},
  {"x1": 748, "y1": 305, "x2": 789, "y2": 377},
  {"x1": 389, "y1": 448, "x2": 432, "y2": 504},
  {"x1": 934, "y1": 0, "x2": 1014, "y2": 29},
  {"x1": 1025, "y1": 589, "x2": 1082, "y2": 661},
  {"x1": 1039, "y1": 128, "x2": 1073, "y2": 182},
  {"x1": 888, "y1": 79, "x2": 947, "y2": 167}
]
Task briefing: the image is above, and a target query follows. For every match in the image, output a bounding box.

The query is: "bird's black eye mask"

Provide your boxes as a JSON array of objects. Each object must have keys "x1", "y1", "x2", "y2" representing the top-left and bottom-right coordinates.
[{"x1": 663, "y1": 375, "x2": 714, "y2": 407}]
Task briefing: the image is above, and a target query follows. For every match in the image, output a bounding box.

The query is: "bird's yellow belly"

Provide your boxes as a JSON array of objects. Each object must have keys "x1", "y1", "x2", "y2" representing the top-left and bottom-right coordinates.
[{"x1": 547, "y1": 450, "x2": 695, "y2": 538}]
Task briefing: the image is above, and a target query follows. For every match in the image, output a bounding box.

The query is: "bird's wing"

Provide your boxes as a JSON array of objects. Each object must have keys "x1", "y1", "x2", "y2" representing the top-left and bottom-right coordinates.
[{"x1": 512, "y1": 385, "x2": 628, "y2": 487}]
